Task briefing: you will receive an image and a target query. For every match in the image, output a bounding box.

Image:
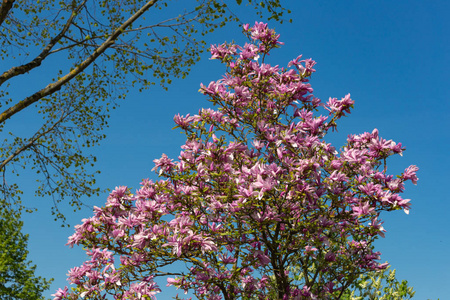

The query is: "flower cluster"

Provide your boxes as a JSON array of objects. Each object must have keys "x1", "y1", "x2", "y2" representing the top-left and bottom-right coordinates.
[{"x1": 56, "y1": 22, "x2": 418, "y2": 299}]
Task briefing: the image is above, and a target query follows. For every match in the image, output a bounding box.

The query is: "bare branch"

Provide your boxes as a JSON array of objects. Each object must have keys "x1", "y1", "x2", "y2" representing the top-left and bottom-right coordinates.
[
  {"x1": 122, "y1": 8, "x2": 201, "y2": 33},
  {"x1": 0, "y1": 113, "x2": 65, "y2": 171},
  {"x1": 0, "y1": 0, "x2": 158, "y2": 124},
  {"x1": 48, "y1": 9, "x2": 201, "y2": 55}
]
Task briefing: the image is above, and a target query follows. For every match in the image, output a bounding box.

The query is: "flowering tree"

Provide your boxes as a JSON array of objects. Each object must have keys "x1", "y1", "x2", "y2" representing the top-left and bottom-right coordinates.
[{"x1": 55, "y1": 22, "x2": 418, "y2": 300}]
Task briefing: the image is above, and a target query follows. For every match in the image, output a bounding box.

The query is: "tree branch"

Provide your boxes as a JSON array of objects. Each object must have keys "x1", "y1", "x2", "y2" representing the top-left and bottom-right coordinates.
[
  {"x1": 0, "y1": 112, "x2": 65, "y2": 171},
  {"x1": 0, "y1": 0, "x2": 87, "y2": 86},
  {"x1": 0, "y1": 0, "x2": 158, "y2": 124},
  {"x1": 0, "y1": 0, "x2": 14, "y2": 27}
]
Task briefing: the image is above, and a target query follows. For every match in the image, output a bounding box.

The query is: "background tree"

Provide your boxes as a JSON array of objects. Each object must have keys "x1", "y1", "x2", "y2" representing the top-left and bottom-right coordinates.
[
  {"x1": 0, "y1": 200, "x2": 53, "y2": 299},
  {"x1": 0, "y1": 0, "x2": 290, "y2": 221},
  {"x1": 341, "y1": 266, "x2": 415, "y2": 300},
  {"x1": 265, "y1": 264, "x2": 415, "y2": 300},
  {"x1": 54, "y1": 23, "x2": 418, "y2": 299}
]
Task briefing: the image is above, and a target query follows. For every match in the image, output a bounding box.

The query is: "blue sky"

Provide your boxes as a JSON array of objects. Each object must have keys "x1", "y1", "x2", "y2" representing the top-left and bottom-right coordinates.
[{"x1": 12, "y1": 0, "x2": 449, "y2": 298}]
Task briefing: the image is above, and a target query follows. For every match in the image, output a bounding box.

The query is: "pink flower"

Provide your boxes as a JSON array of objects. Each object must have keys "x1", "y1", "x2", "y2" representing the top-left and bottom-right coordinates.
[
  {"x1": 66, "y1": 231, "x2": 83, "y2": 247},
  {"x1": 199, "y1": 236, "x2": 218, "y2": 254},
  {"x1": 325, "y1": 251, "x2": 336, "y2": 262},
  {"x1": 403, "y1": 165, "x2": 419, "y2": 184},
  {"x1": 326, "y1": 94, "x2": 354, "y2": 117},
  {"x1": 51, "y1": 286, "x2": 68, "y2": 300},
  {"x1": 352, "y1": 202, "x2": 375, "y2": 218},
  {"x1": 152, "y1": 153, "x2": 175, "y2": 175},
  {"x1": 174, "y1": 113, "x2": 194, "y2": 129},
  {"x1": 369, "y1": 217, "x2": 386, "y2": 238},
  {"x1": 305, "y1": 245, "x2": 318, "y2": 256},
  {"x1": 254, "y1": 250, "x2": 271, "y2": 266},
  {"x1": 126, "y1": 279, "x2": 160, "y2": 300},
  {"x1": 209, "y1": 43, "x2": 237, "y2": 60}
]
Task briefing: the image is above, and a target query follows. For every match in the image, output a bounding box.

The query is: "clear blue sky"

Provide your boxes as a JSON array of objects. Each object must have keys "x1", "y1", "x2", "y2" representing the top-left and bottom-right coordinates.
[{"x1": 14, "y1": 0, "x2": 449, "y2": 299}]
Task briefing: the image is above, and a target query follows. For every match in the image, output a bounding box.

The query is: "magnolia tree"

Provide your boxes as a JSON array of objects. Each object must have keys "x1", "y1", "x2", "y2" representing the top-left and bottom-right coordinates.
[{"x1": 54, "y1": 23, "x2": 418, "y2": 300}]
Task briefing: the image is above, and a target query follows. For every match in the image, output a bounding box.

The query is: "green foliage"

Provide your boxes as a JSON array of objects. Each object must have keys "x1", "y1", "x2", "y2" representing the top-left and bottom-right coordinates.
[
  {"x1": 0, "y1": 200, "x2": 53, "y2": 299},
  {"x1": 262, "y1": 263, "x2": 415, "y2": 299},
  {"x1": 0, "y1": 0, "x2": 290, "y2": 221},
  {"x1": 341, "y1": 265, "x2": 415, "y2": 300}
]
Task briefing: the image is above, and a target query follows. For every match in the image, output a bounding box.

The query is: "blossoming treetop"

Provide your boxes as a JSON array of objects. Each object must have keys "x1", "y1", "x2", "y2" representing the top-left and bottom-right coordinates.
[{"x1": 54, "y1": 22, "x2": 418, "y2": 300}]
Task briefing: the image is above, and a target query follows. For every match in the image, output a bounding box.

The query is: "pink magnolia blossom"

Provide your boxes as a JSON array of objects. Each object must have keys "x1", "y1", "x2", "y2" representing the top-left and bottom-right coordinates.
[
  {"x1": 51, "y1": 287, "x2": 68, "y2": 300},
  {"x1": 403, "y1": 165, "x2": 419, "y2": 184},
  {"x1": 352, "y1": 202, "x2": 376, "y2": 218}
]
